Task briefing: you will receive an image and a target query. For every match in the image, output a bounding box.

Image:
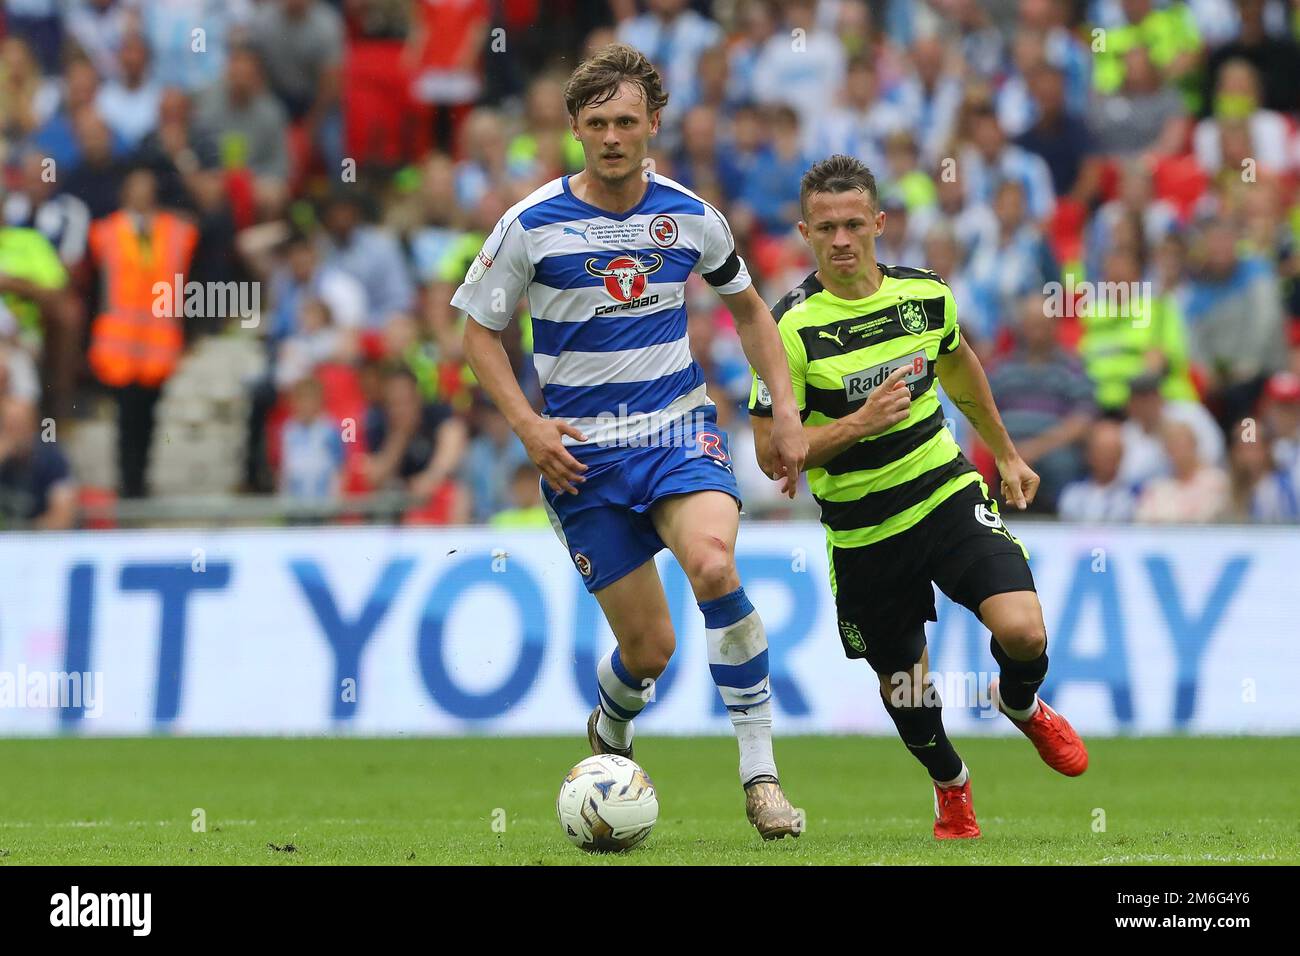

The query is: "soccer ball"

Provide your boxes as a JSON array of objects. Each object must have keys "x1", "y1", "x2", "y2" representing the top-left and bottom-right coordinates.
[{"x1": 556, "y1": 754, "x2": 658, "y2": 853}]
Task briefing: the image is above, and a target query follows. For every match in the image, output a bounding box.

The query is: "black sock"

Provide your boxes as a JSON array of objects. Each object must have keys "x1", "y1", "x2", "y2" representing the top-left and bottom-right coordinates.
[
  {"x1": 991, "y1": 636, "x2": 1049, "y2": 711},
  {"x1": 879, "y1": 691, "x2": 963, "y2": 783}
]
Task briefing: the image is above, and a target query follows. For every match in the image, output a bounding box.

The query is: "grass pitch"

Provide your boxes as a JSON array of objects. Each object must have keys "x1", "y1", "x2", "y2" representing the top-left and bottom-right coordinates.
[{"x1": 0, "y1": 736, "x2": 1294, "y2": 865}]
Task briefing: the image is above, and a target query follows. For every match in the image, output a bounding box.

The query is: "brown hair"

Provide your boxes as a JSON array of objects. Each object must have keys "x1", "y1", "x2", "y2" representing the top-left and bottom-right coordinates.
[
  {"x1": 800, "y1": 154, "x2": 879, "y2": 217},
  {"x1": 563, "y1": 43, "x2": 669, "y2": 119}
]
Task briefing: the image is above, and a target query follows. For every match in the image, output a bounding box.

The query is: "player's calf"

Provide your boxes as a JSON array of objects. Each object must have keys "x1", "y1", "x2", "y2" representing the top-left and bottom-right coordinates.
[{"x1": 592, "y1": 640, "x2": 669, "y2": 757}]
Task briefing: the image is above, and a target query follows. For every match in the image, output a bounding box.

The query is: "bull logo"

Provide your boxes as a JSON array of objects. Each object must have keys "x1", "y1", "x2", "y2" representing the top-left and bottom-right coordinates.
[{"x1": 585, "y1": 253, "x2": 664, "y2": 302}]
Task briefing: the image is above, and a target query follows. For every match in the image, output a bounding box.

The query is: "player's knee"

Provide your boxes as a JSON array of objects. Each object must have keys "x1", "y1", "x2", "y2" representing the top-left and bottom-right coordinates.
[
  {"x1": 995, "y1": 617, "x2": 1047, "y2": 660},
  {"x1": 680, "y1": 535, "x2": 738, "y2": 598},
  {"x1": 620, "y1": 634, "x2": 675, "y2": 679}
]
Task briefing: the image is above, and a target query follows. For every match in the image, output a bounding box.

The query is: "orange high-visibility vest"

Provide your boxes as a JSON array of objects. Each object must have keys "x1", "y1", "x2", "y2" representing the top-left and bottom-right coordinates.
[{"x1": 87, "y1": 211, "x2": 198, "y2": 388}]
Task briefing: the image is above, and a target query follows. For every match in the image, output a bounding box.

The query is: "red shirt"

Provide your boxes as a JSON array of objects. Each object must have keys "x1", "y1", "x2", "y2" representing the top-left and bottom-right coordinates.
[{"x1": 413, "y1": 0, "x2": 489, "y2": 71}]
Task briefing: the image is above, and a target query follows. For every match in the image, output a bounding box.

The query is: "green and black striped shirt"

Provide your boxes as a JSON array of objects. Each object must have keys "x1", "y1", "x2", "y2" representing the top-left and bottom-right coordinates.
[{"x1": 749, "y1": 264, "x2": 982, "y2": 550}]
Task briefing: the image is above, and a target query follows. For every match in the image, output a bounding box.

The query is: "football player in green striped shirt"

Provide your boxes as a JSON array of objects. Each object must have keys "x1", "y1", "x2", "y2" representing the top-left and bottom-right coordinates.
[{"x1": 749, "y1": 155, "x2": 1088, "y2": 840}]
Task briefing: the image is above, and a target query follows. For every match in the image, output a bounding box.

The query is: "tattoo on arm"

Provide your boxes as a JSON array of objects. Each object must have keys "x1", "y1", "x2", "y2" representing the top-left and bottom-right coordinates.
[{"x1": 953, "y1": 394, "x2": 981, "y2": 431}]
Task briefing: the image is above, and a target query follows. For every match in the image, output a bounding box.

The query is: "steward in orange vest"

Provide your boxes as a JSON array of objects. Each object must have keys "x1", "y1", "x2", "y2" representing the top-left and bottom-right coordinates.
[{"x1": 87, "y1": 208, "x2": 199, "y2": 388}]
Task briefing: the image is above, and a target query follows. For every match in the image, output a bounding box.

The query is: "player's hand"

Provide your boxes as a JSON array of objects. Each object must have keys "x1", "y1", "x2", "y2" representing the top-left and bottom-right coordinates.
[
  {"x1": 997, "y1": 454, "x2": 1040, "y2": 510},
  {"x1": 520, "y1": 416, "x2": 588, "y2": 495},
  {"x1": 853, "y1": 366, "x2": 912, "y2": 437},
  {"x1": 769, "y1": 410, "x2": 808, "y2": 499}
]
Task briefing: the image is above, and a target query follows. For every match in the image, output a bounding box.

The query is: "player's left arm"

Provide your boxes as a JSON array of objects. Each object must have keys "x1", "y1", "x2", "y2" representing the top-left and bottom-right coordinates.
[
  {"x1": 722, "y1": 285, "x2": 808, "y2": 495},
  {"x1": 696, "y1": 203, "x2": 806, "y2": 493},
  {"x1": 934, "y1": 296, "x2": 1039, "y2": 509}
]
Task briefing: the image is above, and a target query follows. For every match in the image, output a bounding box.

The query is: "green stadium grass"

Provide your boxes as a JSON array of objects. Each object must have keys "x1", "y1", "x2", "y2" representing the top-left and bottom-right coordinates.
[{"x1": 0, "y1": 736, "x2": 1294, "y2": 865}]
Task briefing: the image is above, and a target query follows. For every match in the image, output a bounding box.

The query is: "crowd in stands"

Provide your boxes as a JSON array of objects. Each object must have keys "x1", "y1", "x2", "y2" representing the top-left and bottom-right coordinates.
[{"x1": 0, "y1": 0, "x2": 1298, "y2": 530}]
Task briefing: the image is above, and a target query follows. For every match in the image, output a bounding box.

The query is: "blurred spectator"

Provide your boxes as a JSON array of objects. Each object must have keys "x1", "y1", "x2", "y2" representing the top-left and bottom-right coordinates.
[
  {"x1": 0, "y1": 339, "x2": 40, "y2": 406},
  {"x1": 251, "y1": 0, "x2": 345, "y2": 170},
  {"x1": 1015, "y1": 62, "x2": 1101, "y2": 203},
  {"x1": 318, "y1": 191, "x2": 416, "y2": 332},
  {"x1": 965, "y1": 180, "x2": 1058, "y2": 342},
  {"x1": 0, "y1": 35, "x2": 60, "y2": 140},
  {"x1": 274, "y1": 297, "x2": 358, "y2": 391},
  {"x1": 997, "y1": 27, "x2": 1050, "y2": 138},
  {"x1": 86, "y1": 168, "x2": 197, "y2": 497},
  {"x1": 672, "y1": 104, "x2": 728, "y2": 197},
  {"x1": 279, "y1": 375, "x2": 344, "y2": 502},
  {"x1": 1120, "y1": 372, "x2": 1226, "y2": 489},
  {"x1": 1193, "y1": 58, "x2": 1295, "y2": 177},
  {"x1": 267, "y1": 229, "x2": 366, "y2": 346},
  {"x1": 3, "y1": 149, "x2": 92, "y2": 269},
  {"x1": 1084, "y1": 159, "x2": 1178, "y2": 282},
  {"x1": 1202, "y1": 0, "x2": 1300, "y2": 114},
  {"x1": 508, "y1": 73, "x2": 586, "y2": 184},
  {"x1": 1183, "y1": 216, "x2": 1288, "y2": 423},
  {"x1": 958, "y1": 101, "x2": 1056, "y2": 222},
  {"x1": 363, "y1": 366, "x2": 468, "y2": 519},
  {"x1": 1077, "y1": 241, "x2": 1197, "y2": 412},
  {"x1": 733, "y1": 105, "x2": 808, "y2": 237},
  {"x1": 0, "y1": 395, "x2": 75, "y2": 529},
  {"x1": 95, "y1": 30, "x2": 160, "y2": 147},
  {"x1": 922, "y1": 222, "x2": 987, "y2": 348},
  {"x1": 725, "y1": 0, "x2": 777, "y2": 108},
  {"x1": 1225, "y1": 416, "x2": 1299, "y2": 521},
  {"x1": 881, "y1": 131, "x2": 937, "y2": 213},
  {"x1": 1058, "y1": 419, "x2": 1139, "y2": 522},
  {"x1": 142, "y1": 0, "x2": 253, "y2": 94},
  {"x1": 63, "y1": 111, "x2": 132, "y2": 218},
  {"x1": 987, "y1": 297, "x2": 1095, "y2": 510},
  {"x1": 406, "y1": 154, "x2": 461, "y2": 286},
  {"x1": 28, "y1": 56, "x2": 107, "y2": 173},
  {"x1": 63, "y1": 0, "x2": 140, "y2": 84},
  {"x1": 1135, "y1": 419, "x2": 1230, "y2": 522},
  {"x1": 464, "y1": 401, "x2": 529, "y2": 523},
  {"x1": 805, "y1": 55, "x2": 906, "y2": 174},
  {"x1": 192, "y1": 46, "x2": 290, "y2": 215},
  {"x1": 0, "y1": 199, "x2": 78, "y2": 413},
  {"x1": 404, "y1": 0, "x2": 488, "y2": 155},
  {"x1": 4, "y1": 0, "x2": 64, "y2": 74},
  {"x1": 1263, "y1": 371, "x2": 1300, "y2": 482},
  {"x1": 886, "y1": 33, "x2": 963, "y2": 169},
  {"x1": 1018, "y1": 0, "x2": 1091, "y2": 114},
  {"x1": 1091, "y1": 0, "x2": 1203, "y2": 109},
  {"x1": 453, "y1": 107, "x2": 512, "y2": 210},
  {"x1": 1088, "y1": 45, "x2": 1189, "y2": 156},
  {"x1": 619, "y1": 0, "x2": 723, "y2": 125},
  {"x1": 753, "y1": 0, "x2": 848, "y2": 130},
  {"x1": 488, "y1": 461, "x2": 550, "y2": 528},
  {"x1": 948, "y1": 0, "x2": 1005, "y2": 81}
]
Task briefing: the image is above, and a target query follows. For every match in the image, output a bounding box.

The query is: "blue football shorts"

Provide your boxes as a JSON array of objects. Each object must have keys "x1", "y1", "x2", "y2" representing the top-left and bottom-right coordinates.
[{"x1": 540, "y1": 410, "x2": 742, "y2": 593}]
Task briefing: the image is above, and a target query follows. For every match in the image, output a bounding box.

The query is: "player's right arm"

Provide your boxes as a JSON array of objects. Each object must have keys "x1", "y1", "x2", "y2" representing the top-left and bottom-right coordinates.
[
  {"x1": 453, "y1": 214, "x2": 588, "y2": 496},
  {"x1": 751, "y1": 366, "x2": 912, "y2": 476}
]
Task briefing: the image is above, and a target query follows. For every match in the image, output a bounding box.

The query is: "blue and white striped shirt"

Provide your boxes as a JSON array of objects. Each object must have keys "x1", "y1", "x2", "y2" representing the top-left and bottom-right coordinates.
[{"x1": 451, "y1": 174, "x2": 751, "y2": 449}]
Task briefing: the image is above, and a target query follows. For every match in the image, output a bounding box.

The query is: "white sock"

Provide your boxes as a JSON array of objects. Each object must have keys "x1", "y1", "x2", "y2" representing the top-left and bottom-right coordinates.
[
  {"x1": 731, "y1": 699, "x2": 778, "y2": 784},
  {"x1": 594, "y1": 648, "x2": 651, "y2": 749},
  {"x1": 936, "y1": 763, "x2": 969, "y2": 789},
  {"x1": 596, "y1": 709, "x2": 633, "y2": 750},
  {"x1": 1001, "y1": 696, "x2": 1040, "y2": 721},
  {"x1": 700, "y1": 587, "x2": 777, "y2": 784}
]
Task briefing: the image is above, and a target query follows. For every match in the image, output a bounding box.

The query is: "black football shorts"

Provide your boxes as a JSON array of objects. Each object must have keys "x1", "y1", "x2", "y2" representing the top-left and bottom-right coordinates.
[{"x1": 829, "y1": 482, "x2": 1036, "y2": 674}]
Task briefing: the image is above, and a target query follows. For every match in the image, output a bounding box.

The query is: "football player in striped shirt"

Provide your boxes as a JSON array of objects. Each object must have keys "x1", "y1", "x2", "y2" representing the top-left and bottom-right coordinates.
[
  {"x1": 750, "y1": 155, "x2": 1088, "y2": 839},
  {"x1": 454, "y1": 44, "x2": 809, "y2": 839}
]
